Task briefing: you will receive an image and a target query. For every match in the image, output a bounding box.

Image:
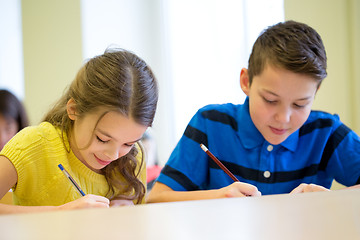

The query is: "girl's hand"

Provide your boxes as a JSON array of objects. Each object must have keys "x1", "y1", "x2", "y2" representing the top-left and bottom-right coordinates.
[
  {"x1": 57, "y1": 194, "x2": 110, "y2": 211},
  {"x1": 110, "y1": 199, "x2": 134, "y2": 207},
  {"x1": 290, "y1": 183, "x2": 330, "y2": 194},
  {"x1": 219, "y1": 182, "x2": 261, "y2": 198}
]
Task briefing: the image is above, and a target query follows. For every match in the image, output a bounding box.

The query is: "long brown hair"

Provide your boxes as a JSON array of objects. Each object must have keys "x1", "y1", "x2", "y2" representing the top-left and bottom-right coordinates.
[{"x1": 43, "y1": 48, "x2": 158, "y2": 203}]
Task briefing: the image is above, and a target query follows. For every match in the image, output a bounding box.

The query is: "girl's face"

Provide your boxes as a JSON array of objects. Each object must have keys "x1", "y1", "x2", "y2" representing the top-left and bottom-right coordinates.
[
  {"x1": 0, "y1": 114, "x2": 19, "y2": 150},
  {"x1": 240, "y1": 64, "x2": 319, "y2": 145},
  {"x1": 67, "y1": 103, "x2": 147, "y2": 173}
]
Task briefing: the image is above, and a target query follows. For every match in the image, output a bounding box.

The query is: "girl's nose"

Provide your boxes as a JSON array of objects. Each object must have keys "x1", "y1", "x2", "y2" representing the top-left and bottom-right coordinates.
[{"x1": 104, "y1": 146, "x2": 129, "y2": 160}]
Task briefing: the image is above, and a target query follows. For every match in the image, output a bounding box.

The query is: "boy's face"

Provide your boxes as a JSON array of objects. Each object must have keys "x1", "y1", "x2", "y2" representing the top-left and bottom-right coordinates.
[{"x1": 240, "y1": 64, "x2": 319, "y2": 145}]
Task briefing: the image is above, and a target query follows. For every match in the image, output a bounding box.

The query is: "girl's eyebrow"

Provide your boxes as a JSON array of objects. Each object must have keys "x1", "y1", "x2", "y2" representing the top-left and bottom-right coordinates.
[
  {"x1": 97, "y1": 129, "x2": 115, "y2": 139},
  {"x1": 127, "y1": 138, "x2": 142, "y2": 144},
  {"x1": 97, "y1": 129, "x2": 142, "y2": 144}
]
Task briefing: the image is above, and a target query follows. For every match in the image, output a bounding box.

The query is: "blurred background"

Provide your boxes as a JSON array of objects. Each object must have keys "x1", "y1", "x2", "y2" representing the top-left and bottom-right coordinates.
[{"x1": 0, "y1": 0, "x2": 359, "y2": 171}]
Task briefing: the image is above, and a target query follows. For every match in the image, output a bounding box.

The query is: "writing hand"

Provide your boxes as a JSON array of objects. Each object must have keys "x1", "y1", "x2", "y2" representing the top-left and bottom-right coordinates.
[
  {"x1": 57, "y1": 194, "x2": 110, "y2": 210},
  {"x1": 219, "y1": 182, "x2": 261, "y2": 198}
]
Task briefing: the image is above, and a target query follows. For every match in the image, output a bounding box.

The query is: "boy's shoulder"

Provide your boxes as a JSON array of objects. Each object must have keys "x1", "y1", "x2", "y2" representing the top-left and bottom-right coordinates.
[
  {"x1": 307, "y1": 110, "x2": 340, "y2": 123},
  {"x1": 194, "y1": 103, "x2": 244, "y2": 131},
  {"x1": 301, "y1": 110, "x2": 343, "y2": 134},
  {"x1": 198, "y1": 103, "x2": 241, "y2": 116}
]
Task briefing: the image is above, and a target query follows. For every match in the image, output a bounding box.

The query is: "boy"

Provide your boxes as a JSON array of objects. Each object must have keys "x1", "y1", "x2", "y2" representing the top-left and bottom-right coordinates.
[{"x1": 147, "y1": 20, "x2": 360, "y2": 202}]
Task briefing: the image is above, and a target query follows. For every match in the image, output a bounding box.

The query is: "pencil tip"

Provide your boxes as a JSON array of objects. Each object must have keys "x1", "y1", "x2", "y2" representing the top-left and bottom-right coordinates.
[{"x1": 200, "y1": 144, "x2": 208, "y2": 152}]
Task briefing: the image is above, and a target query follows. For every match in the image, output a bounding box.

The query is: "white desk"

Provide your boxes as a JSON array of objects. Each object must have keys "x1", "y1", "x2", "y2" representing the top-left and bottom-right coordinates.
[{"x1": 0, "y1": 189, "x2": 359, "y2": 240}]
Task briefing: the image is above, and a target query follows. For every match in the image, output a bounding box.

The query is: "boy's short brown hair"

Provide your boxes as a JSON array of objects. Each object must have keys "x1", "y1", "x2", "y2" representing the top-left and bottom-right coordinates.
[{"x1": 247, "y1": 20, "x2": 327, "y2": 86}]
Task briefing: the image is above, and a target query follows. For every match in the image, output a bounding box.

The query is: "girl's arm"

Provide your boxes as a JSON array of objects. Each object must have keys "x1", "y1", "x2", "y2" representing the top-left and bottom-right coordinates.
[
  {"x1": 146, "y1": 181, "x2": 261, "y2": 203},
  {"x1": 0, "y1": 195, "x2": 110, "y2": 214},
  {"x1": 0, "y1": 156, "x2": 109, "y2": 214}
]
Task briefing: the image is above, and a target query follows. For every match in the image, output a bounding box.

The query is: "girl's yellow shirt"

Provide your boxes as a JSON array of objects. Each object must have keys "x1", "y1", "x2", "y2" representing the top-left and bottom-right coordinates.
[{"x1": 0, "y1": 122, "x2": 146, "y2": 206}]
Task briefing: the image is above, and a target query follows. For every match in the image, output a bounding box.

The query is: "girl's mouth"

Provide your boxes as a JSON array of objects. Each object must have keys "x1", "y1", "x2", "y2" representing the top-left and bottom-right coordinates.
[{"x1": 94, "y1": 155, "x2": 112, "y2": 166}]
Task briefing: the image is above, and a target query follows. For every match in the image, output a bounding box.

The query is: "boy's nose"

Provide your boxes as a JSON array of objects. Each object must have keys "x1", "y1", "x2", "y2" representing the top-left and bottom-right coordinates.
[{"x1": 276, "y1": 107, "x2": 291, "y2": 123}]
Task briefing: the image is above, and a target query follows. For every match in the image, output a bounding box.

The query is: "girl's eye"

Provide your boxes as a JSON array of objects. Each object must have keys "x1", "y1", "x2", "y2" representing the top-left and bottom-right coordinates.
[
  {"x1": 125, "y1": 143, "x2": 135, "y2": 147},
  {"x1": 96, "y1": 136, "x2": 108, "y2": 143}
]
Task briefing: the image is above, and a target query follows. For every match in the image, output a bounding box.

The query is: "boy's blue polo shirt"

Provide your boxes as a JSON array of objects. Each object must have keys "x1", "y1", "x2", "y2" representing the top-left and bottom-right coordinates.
[{"x1": 157, "y1": 98, "x2": 360, "y2": 195}]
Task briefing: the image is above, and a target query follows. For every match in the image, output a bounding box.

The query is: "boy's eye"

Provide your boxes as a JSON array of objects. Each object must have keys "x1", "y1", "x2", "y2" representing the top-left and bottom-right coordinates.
[
  {"x1": 263, "y1": 97, "x2": 276, "y2": 104},
  {"x1": 293, "y1": 103, "x2": 306, "y2": 108}
]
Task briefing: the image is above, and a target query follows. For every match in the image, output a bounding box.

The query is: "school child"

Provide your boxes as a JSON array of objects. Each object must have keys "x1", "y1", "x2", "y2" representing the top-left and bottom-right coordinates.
[
  {"x1": 0, "y1": 89, "x2": 29, "y2": 151},
  {"x1": 147, "y1": 20, "x2": 360, "y2": 203},
  {"x1": 0, "y1": 48, "x2": 158, "y2": 214}
]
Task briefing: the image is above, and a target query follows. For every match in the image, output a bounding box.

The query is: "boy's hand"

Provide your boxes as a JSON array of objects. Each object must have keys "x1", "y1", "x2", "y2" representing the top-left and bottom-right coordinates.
[
  {"x1": 57, "y1": 194, "x2": 110, "y2": 210},
  {"x1": 290, "y1": 183, "x2": 330, "y2": 194},
  {"x1": 220, "y1": 182, "x2": 261, "y2": 198}
]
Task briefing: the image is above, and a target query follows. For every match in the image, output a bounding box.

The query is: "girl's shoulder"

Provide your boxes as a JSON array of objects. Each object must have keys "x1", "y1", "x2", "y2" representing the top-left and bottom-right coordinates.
[
  {"x1": 0, "y1": 122, "x2": 64, "y2": 172},
  {"x1": 5, "y1": 122, "x2": 60, "y2": 150}
]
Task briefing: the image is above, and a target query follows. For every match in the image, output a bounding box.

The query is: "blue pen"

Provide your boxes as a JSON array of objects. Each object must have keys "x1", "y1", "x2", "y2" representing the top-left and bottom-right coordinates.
[{"x1": 58, "y1": 164, "x2": 86, "y2": 196}]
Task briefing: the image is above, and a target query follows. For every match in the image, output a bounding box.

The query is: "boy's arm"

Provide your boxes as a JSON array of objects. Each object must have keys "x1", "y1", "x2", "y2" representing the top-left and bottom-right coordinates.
[{"x1": 146, "y1": 181, "x2": 261, "y2": 203}]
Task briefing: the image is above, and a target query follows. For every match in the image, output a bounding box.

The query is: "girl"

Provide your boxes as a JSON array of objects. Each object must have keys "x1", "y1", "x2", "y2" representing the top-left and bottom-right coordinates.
[{"x1": 0, "y1": 48, "x2": 158, "y2": 214}]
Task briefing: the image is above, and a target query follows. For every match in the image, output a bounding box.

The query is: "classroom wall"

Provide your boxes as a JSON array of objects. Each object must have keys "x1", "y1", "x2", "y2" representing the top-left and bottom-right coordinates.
[
  {"x1": 22, "y1": 0, "x2": 83, "y2": 124},
  {"x1": 284, "y1": 0, "x2": 360, "y2": 133},
  {"x1": 284, "y1": 0, "x2": 360, "y2": 190},
  {"x1": 21, "y1": 0, "x2": 359, "y2": 169}
]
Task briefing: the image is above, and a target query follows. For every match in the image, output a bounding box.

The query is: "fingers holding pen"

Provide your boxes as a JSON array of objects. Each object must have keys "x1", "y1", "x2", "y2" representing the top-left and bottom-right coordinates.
[
  {"x1": 241, "y1": 182, "x2": 262, "y2": 197},
  {"x1": 84, "y1": 194, "x2": 110, "y2": 208},
  {"x1": 200, "y1": 145, "x2": 261, "y2": 198},
  {"x1": 58, "y1": 194, "x2": 110, "y2": 211},
  {"x1": 221, "y1": 182, "x2": 261, "y2": 198}
]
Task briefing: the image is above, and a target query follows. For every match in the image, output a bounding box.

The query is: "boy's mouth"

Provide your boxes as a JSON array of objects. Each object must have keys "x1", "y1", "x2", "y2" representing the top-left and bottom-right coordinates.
[{"x1": 270, "y1": 126, "x2": 287, "y2": 135}]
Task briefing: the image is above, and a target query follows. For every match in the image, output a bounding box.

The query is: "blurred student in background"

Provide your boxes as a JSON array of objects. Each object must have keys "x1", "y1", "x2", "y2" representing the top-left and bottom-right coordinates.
[{"x1": 0, "y1": 89, "x2": 29, "y2": 150}]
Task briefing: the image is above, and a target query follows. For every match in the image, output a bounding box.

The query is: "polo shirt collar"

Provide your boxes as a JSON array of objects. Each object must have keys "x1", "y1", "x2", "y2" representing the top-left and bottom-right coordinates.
[{"x1": 237, "y1": 97, "x2": 298, "y2": 152}]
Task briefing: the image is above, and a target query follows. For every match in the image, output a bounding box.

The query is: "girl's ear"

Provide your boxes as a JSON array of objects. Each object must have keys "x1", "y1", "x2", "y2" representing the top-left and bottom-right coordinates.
[
  {"x1": 66, "y1": 98, "x2": 77, "y2": 120},
  {"x1": 240, "y1": 68, "x2": 250, "y2": 96}
]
